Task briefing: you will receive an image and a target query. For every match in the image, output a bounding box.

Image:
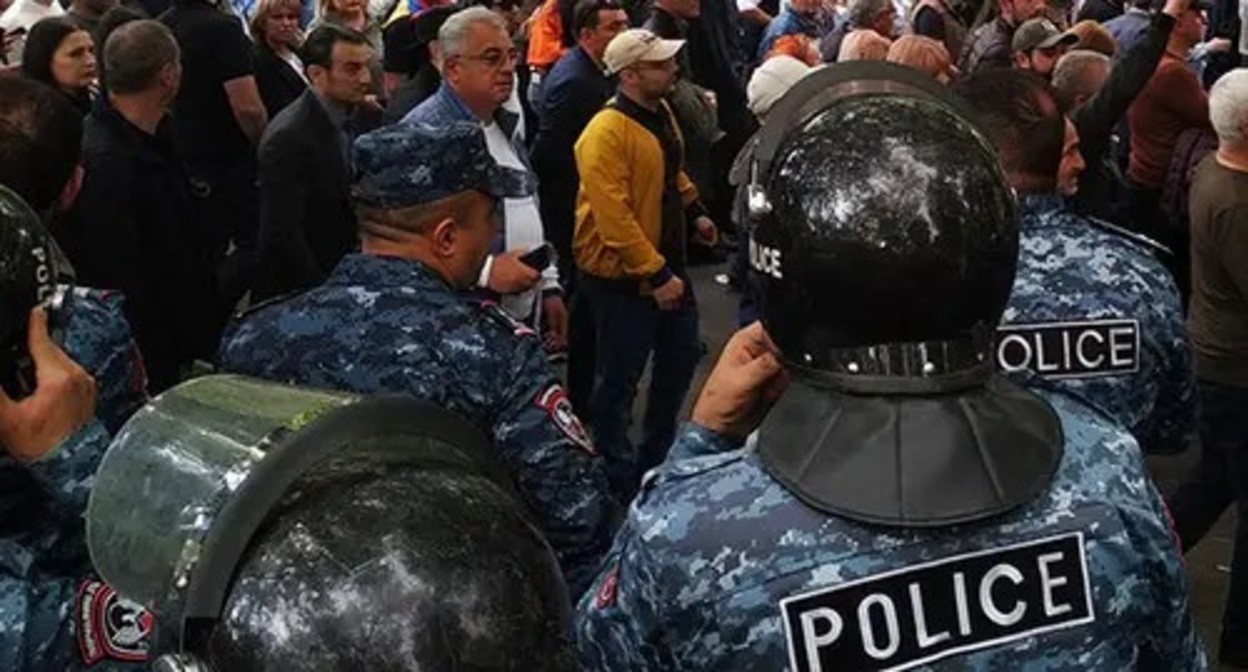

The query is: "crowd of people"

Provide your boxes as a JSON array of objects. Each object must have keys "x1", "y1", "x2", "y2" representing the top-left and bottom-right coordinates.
[{"x1": 0, "y1": 0, "x2": 1246, "y2": 666}]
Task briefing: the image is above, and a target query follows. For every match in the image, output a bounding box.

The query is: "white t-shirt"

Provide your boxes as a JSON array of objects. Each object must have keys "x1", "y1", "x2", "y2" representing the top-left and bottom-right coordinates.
[
  {"x1": 481, "y1": 120, "x2": 556, "y2": 322},
  {"x1": 0, "y1": 0, "x2": 63, "y2": 66}
]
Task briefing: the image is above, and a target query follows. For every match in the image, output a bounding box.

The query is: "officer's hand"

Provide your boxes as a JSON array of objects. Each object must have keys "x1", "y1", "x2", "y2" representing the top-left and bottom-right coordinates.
[
  {"x1": 692, "y1": 322, "x2": 790, "y2": 441},
  {"x1": 488, "y1": 250, "x2": 541, "y2": 294},
  {"x1": 653, "y1": 275, "x2": 685, "y2": 311},
  {"x1": 693, "y1": 216, "x2": 718, "y2": 247},
  {"x1": 542, "y1": 294, "x2": 568, "y2": 351},
  {"x1": 0, "y1": 308, "x2": 97, "y2": 462}
]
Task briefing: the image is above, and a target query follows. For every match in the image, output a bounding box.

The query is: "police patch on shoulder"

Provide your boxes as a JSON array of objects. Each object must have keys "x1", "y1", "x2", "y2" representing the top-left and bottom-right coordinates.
[
  {"x1": 479, "y1": 300, "x2": 537, "y2": 337},
  {"x1": 76, "y1": 580, "x2": 153, "y2": 666},
  {"x1": 780, "y1": 532, "x2": 1094, "y2": 672},
  {"x1": 594, "y1": 565, "x2": 620, "y2": 609},
  {"x1": 996, "y1": 319, "x2": 1140, "y2": 379},
  {"x1": 536, "y1": 383, "x2": 595, "y2": 454}
]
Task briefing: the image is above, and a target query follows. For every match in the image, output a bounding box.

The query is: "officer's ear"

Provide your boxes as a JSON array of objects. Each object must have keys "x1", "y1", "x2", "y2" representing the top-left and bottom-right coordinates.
[{"x1": 428, "y1": 216, "x2": 460, "y2": 257}]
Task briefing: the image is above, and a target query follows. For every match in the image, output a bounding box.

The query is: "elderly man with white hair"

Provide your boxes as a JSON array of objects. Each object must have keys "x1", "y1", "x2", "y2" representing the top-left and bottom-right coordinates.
[
  {"x1": 403, "y1": 5, "x2": 567, "y2": 347},
  {"x1": 1168, "y1": 66, "x2": 1248, "y2": 670}
]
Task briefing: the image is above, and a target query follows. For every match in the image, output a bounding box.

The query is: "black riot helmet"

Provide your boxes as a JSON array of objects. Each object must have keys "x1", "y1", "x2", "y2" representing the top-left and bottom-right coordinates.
[
  {"x1": 88, "y1": 376, "x2": 575, "y2": 672},
  {"x1": 0, "y1": 184, "x2": 64, "y2": 397},
  {"x1": 744, "y1": 63, "x2": 1063, "y2": 528},
  {"x1": 746, "y1": 63, "x2": 1017, "y2": 376}
]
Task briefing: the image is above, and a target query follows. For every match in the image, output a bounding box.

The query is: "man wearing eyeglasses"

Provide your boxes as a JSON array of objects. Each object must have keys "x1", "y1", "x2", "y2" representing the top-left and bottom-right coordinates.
[{"x1": 403, "y1": 4, "x2": 569, "y2": 352}]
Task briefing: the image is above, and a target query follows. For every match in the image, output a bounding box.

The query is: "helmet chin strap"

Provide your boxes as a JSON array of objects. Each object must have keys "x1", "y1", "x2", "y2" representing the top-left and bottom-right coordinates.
[{"x1": 781, "y1": 324, "x2": 999, "y2": 395}]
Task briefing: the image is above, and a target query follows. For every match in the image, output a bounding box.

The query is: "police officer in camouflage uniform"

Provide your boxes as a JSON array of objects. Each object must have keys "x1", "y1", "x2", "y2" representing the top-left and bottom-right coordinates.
[
  {"x1": 217, "y1": 121, "x2": 616, "y2": 597},
  {"x1": 0, "y1": 185, "x2": 153, "y2": 671},
  {"x1": 576, "y1": 63, "x2": 1207, "y2": 671},
  {"x1": 955, "y1": 69, "x2": 1195, "y2": 456}
]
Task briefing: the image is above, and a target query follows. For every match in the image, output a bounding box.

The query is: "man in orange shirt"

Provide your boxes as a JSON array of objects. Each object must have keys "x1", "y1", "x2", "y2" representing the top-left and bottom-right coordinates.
[{"x1": 525, "y1": 0, "x2": 566, "y2": 112}]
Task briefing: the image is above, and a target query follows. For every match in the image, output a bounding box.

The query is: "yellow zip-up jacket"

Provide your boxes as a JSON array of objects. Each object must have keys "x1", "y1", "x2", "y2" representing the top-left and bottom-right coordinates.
[{"x1": 573, "y1": 98, "x2": 699, "y2": 286}]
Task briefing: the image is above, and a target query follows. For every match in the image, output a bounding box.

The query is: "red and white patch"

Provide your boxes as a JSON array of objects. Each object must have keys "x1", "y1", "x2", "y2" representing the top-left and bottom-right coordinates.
[
  {"x1": 76, "y1": 580, "x2": 153, "y2": 666},
  {"x1": 535, "y1": 383, "x2": 595, "y2": 454},
  {"x1": 594, "y1": 565, "x2": 620, "y2": 609}
]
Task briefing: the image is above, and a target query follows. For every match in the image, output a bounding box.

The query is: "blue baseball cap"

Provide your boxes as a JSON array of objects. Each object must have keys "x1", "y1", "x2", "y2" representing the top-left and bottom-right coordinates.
[{"x1": 351, "y1": 121, "x2": 531, "y2": 209}]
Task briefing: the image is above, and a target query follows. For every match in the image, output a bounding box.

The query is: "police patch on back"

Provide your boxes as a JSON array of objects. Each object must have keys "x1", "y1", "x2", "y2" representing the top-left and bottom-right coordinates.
[
  {"x1": 996, "y1": 319, "x2": 1140, "y2": 379},
  {"x1": 780, "y1": 532, "x2": 1094, "y2": 672}
]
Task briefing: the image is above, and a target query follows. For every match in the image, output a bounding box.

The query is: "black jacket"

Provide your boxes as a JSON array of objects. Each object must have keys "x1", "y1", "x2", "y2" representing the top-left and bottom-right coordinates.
[
  {"x1": 62, "y1": 99, "x2": 219, "y2": 392},
  {"x1": 531, "y1": 46, "x2": 613, "y2": 282},
  {"x1": 253, "y1": 42, "x2": 307, "y2": 120},
  {"x1": 959, "y1": 17, "x2": 1013, "y2": 75},
  {"x1": 253, "y1": 89, "x2": 378, "y2": 300},
  {"x1": 1070, "y1": 12, "x2": 1174, "y2": 223}
]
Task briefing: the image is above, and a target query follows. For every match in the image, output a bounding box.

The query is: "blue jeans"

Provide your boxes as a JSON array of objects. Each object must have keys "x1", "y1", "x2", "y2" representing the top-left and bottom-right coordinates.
[
  {"x1": 1167, "y1": 380, "x2": 1248, "y2": 664},
  {"x1": 580, "y1": 274, "x2": 702, "y2": 506}
]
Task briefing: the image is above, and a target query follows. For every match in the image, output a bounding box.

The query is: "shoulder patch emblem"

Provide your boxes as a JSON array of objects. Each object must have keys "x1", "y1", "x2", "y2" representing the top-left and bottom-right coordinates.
[
  {"x1": 594, "y1": 565, "x2": 620, "y2": 609},
  {"x1": 536, "y1": 383, "x2": 595, "y2": 454},
  {"x1": 77, "y1": 580, "x2": 153, "y2": 666}
]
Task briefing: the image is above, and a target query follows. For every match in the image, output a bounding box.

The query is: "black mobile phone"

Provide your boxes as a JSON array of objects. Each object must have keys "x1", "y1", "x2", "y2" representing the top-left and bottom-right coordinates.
[
  {"x1": 519, "y1": 243, "x2": 553, "y2": 271},
  {"x1": 0, "y1": 287, "x2": 71, "y2": 400}
]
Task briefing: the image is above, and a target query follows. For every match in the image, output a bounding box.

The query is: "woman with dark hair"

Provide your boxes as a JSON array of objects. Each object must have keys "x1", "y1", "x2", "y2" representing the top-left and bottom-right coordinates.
[
  {"x1": 251, "y1": 0, "x2": 308, "y2": 118},
  {"x1": 20, "y1": 16, "x2": 95, "y2": 114}
]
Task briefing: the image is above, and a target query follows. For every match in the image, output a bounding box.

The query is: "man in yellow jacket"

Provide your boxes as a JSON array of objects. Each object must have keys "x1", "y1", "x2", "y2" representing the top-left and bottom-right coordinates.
[{"x1": 573, "y1": 28, "x2": 718, "y2": 505}]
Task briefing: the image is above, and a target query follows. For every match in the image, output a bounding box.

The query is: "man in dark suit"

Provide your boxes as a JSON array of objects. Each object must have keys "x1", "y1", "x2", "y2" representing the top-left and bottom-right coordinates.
[
  {"x1": 532, "y1": 0, "x2": 625, "y2": 285},
  {"x1": 254, "y1": 24, "x2": 380, "y2": 301},
  {"x1": 531, "y1": 0, "x2": 627, "y2": 415}
]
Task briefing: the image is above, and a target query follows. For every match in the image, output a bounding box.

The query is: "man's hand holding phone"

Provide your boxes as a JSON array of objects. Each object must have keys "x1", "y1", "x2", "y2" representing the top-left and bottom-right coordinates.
[{"x1": 0, "y1": 308, "x2": 96, "y2": 462}]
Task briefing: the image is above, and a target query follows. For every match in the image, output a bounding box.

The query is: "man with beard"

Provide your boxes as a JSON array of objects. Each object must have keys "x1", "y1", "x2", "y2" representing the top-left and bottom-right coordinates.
[{"x1": 573, "y1": 28, "x2": 717, "y2": 505}]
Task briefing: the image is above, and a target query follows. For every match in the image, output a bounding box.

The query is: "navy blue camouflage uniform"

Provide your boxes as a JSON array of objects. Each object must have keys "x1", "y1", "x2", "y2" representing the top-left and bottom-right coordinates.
[
  {"x1": 1, "y1": 288, "x2": 152, "y2": 671},
  {"x1": 219, "y1": 254, "x2": 615, "y2": 597},
  {"x1": 1000, "y1": 193, "x2": 1196, "y2": 454},
  {"x1": 218, "y1": 121, "x2": 614, "y2": 597},
  {"x1": 576, "y1": 391, "x2": 1208, "y2": 670}
]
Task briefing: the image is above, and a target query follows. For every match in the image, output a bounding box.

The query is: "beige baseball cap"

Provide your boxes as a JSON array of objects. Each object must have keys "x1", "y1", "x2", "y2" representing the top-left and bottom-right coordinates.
[{"x1": 603, "y1": 28, "x2": 685, "y2": 75}]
